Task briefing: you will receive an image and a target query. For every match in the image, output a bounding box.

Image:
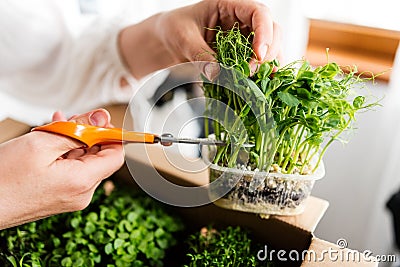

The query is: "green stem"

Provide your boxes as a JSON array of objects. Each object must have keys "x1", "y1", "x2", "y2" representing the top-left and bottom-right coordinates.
[
  {"x1": 312, "y1": 119, "x2": 351, "y2": 173},
  {"x1": 286, "y1": 125, "x2": 306, "y2": 173},
  {"x1": 299, "y1": 144, "x2": 312, "y2": 174}
]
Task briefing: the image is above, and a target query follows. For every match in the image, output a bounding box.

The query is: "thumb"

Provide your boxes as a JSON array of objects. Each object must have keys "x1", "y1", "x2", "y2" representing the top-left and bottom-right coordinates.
[
  {"x1": 183, "y1": 29, "x2": 216, "y2": 63},
  {"x1": 69, "y1": 109, "x2": 111, "y2": 127},
  {"x1": 184, "y1": 35, "x2": 221, "y2": 81},
  {"x1": 182, "y1": 29, "x2": 223, "y2": 81}
]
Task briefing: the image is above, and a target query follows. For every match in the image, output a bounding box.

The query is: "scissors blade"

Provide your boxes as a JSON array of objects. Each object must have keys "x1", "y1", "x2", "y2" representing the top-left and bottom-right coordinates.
[
  {"x1": 159, "y1": 136, "x2": 226, "y2": 146},
  {"x1": 157, "y1": 134, "x2": 254, "y2": 147}
]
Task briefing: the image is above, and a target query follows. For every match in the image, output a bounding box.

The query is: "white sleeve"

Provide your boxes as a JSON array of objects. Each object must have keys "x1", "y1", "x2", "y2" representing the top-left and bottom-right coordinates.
[{"x1": 0, "y1": 1, "x2": 139, "y2": 125}]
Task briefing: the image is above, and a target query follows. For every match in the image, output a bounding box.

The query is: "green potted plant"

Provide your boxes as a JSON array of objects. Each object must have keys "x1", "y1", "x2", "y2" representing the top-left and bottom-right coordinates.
[{"x1": 202, "y1": 25, "x2": 378, "y2": 215}]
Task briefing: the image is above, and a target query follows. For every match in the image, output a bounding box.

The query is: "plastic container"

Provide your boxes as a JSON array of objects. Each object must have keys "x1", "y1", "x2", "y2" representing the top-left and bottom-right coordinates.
[{"x1": 206, "y1": 159, "x2": 325, "y2": 216}]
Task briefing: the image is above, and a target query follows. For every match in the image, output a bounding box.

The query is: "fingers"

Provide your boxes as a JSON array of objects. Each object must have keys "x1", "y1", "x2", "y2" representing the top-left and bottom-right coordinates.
[
  {"x1": 250, "y1": 6, "x2": 277, "y2": 61},
  {"x1": 53, "y1": 108, "x2": 112, "y2": 127},
  {"x1": 52, "y1": 111, "x2": 67, "y2": 121},
  {"x1": 208, "y1": 0, "x2": 281, "y2": 65},
  {"x1": 59, "y1": 144, "x2": 124, "y2": 185},
  {"x1": 263, "y1": 22, "x2": 282, "y2": 62},
  {"x1": 68, "y1": 108, "x2": 112, "y2": 127},
  {"x1": 249, "y1": 21, "x2": 282, "y2": 74},
  {"x1": 241, "y1": 3, "x2": 281, "y2": 62},
  {"x1": 50, "y1": 108, "x2": 112, "y2": 160},
  {"x1": 182, "y1": 28, "x2": 216, "y2": 63},
  {"x1": 195, "y1": 61, "x2": 221, "y2": 81},
  {"x1": 222, "y1": 0, "x2": 277, "y2": 60},
  {"x1": 26, "y1": 131, "x2": 86, "y2": 163},
  {"x1": 64, "y1": 145, "x2": 101, "y2": 160},
  {"x1": 46, "y1": 108, "x2": 113, "y2": 161}
]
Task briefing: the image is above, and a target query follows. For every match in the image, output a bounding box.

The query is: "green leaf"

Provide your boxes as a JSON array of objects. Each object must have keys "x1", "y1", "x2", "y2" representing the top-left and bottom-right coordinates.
[
  {"x1": 149, "y1": 246, "x2": 164, "y2": 260},
  {"x1": 70, "y1": 218, "x2": 80, "y2": 228},
  {"x1": 127, "y1": 245, "x2": 137, "y2": 255},
  {"x1": 130, "y1": 229, "x2": 141, "y2": 239},
  {"x1": 143, "y1": 232, "x2": 154, "y2": 242},
  {"x1": 118, "y1": 220, "x2": 130, "y2": 232},
  {"x1": 88, "y1": 243, "x2": 98, "y2": 253},
  {"x1": 154, "y1": 228, "x2": 165, "y2": 238},
  {"x1": 61, "y1": 257, "x2": 73, "y2": 267},
  {"x1": 238, "y1": 104, "x2": 251, "y2": 118},
  {"x1": 308, "y1": 134, "x2": 324, "y2": 146},
  {"x1": 53, "y1": 237, "x2": 61, "y2": 247},
  {"x1": 260, "y1": 79, "x2": 269, "y2": 93},
  {"x1": 6, "y1": 255, "x2": 18, "y2": 267},
  {"x1": 240, "y1": 60, "x2": 250, "y2": 77},
  {"x1": 84, "y1": 222, "x2": 96, "y2": 235},
  {"x1": 257, "y1": 62, "x2": 271, "y2": 79},
  {"x1": 93, "y1": 254, "x2": 101, "y2": 263},
  {"x1": 114, "y1": 238, "x2": 124, "y2": 249},
  {"x1": 246, "y1": 79, "x2": 266, "y2": 103},
  {"x1": 121, "y1": 254, "x2": 136, "y2": 263},
  {"x1": 325, "y1": 116, "x2": 341, "y2": 128},
  {"x1": 156, "y1": 238, "x2": 169, "y2": 249},
  {"x1": 107, "y1": 229, "x2": 116, "y2": 239},
  {"x1": 353, "y1": 96, "x2": 365, "y2": 109},
  {"x1": 87, "y1": 212, "x2": 98, "y2": 222},
  {"x1": 296, "y1": 88, "x2": 312, "y2": 100},
  {"x1": 265, "y1": 78, "x2": 281, "y2": 97},
  {"x1": 66, "y1": 240, "x2": 77, "y2": 253},
  {"x1": 297, "y1": 70, "x2": 315, "y2": 81},
  {"x1": 116, "y1": 246, "x2": 125, "y2": 255},
  {"x1": 105, "y1": 243, "x2": 113, "y2": 255},
  {"x1": 277, "y1": 91, "x2": 300, "y2": 107},
  {"x1": 127, "y1": 212, "x2": 138, "y2": 223},
  {"x1": 318, "y1": 63, "x2": 340, "y2": 79},
  {"x1": 304, "y1": 115, "x2": 321, "y2": 131},
  {"x1": 138, "y1": 240, "x2": 148, "y2": 253},
  {"x1": 76, "y1": 258, "x2": 84, "y2": 266},
  {"x1": 118, "y1": 232, "x2": 130, "y2": 240}
]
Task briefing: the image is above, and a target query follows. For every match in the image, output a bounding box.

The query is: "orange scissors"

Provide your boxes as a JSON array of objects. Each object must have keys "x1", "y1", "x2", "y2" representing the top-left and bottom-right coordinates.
[{"x1": 32, "y1": 121, "x2": 227, "y2": 148}]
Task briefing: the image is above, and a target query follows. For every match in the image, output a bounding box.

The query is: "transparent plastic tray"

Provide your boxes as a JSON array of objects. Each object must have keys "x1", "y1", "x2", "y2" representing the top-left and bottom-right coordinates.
[{"x1": 207, "y1": 159, "x2": 325, "y2": 216}]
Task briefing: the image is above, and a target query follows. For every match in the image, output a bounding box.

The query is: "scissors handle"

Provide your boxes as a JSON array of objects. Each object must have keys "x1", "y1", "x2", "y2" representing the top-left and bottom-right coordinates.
[{"x1": 32, "y1": 121, "x2": 157, "y2": 147}]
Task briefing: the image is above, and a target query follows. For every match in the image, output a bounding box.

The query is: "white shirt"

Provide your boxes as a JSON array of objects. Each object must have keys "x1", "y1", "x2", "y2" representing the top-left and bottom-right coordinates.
[{"x1": 0, "y1": 0, "x2": 135, "y2": 125}]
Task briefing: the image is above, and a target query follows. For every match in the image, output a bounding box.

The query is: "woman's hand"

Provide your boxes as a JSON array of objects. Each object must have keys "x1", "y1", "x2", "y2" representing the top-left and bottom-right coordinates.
[
  {"x1": 0, "y1": 109, "x2": 124, "y2": 230},
  {"x1": 119, "y1": 0, "x2": 281, "y2": 78}
]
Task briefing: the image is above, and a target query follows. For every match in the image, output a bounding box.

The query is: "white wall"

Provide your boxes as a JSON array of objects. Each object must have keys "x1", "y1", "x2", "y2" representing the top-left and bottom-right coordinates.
[
  {"x1": 312, "y1": 47, "x2": 400, "y2": 263},
  {"x1": 265, "y1": 1, "x2": 400, "y2": 258}
]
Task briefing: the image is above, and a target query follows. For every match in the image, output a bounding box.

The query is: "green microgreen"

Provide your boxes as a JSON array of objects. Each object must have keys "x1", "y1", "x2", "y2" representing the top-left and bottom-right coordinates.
[
  {"x1": 0, "y1": 181, "x2": 183, "y2": 267},
  {"x1": 184, "y1": 226, "x2": 274, "y2": 267},
  {"x1": 203, "y1": 24, "x2": 379, "y2": 174}
]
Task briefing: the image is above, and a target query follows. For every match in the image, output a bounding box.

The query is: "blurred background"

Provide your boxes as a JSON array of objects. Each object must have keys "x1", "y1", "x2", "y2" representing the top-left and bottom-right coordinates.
[{"x1": 57, "y1": 0, "x2": 400, "y2": 264}]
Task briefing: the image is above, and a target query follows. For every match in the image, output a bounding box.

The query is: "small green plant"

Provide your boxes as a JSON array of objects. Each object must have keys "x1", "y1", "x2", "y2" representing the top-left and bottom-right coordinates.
[
  {"x1": 203, "y1": 24, "x2": 378, "y2": 174},
  {"x1": 185, "y1": 226, "x2": 274, "y2": 267},
  {"x1": 0, "y1": 181, "x2": 183, "y2": 267}
]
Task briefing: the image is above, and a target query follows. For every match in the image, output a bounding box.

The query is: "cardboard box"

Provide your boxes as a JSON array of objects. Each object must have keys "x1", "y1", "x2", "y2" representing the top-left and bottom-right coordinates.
[
  {"x1": 0, "y1": 105, "x2": 377, "y2": 266},
  {"x1": 120, "y1": 144, "x2": 377, "y2": 267}
]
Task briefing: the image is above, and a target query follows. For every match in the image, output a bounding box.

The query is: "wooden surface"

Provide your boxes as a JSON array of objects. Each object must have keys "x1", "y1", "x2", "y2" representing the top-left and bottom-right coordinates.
[{"x1": 306, "y1": 19, "x2": 400, "y2": 82}]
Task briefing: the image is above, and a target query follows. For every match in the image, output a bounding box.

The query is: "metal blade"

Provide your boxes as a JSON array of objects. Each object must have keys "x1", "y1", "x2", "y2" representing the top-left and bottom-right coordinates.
[
  {"x1": 157, "y1": 134, "x2": 254, "y2": 147},
  {"x1": 161, "y1": 136, "x2": 226, "y2": 146}
]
